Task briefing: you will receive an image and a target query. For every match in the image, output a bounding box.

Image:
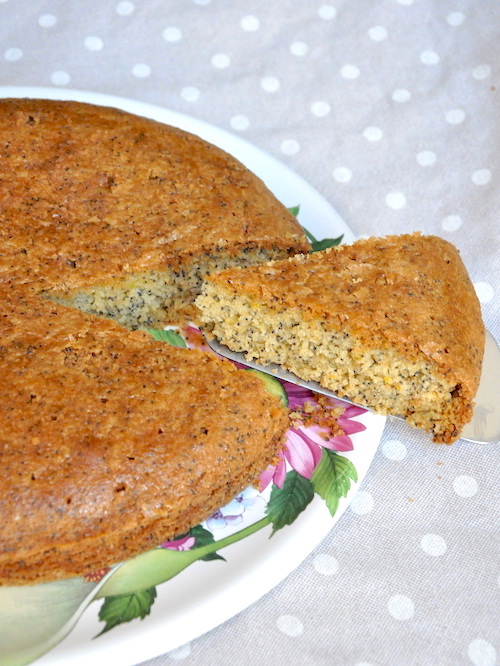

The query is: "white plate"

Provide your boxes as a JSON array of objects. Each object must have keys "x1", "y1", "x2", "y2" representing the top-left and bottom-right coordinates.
[{"x1": 0, "y1": 87, "x2": 386, "y2": 666}]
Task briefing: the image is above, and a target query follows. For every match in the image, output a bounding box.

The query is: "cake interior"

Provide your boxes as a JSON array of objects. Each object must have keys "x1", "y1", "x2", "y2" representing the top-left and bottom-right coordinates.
[
  {"x1": 44, "y1": 246, "x2": 291, "y2": 329},
  {"x1": 196, "y1": 282, "x2": 469, "y2": 442}
]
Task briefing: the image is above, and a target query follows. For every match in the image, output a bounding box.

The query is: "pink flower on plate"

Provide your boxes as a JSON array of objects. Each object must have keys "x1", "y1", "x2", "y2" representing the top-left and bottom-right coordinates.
[
  {"x1": 260, "y1": 382, "x2": 367, "y2": 490},
  {"x1": 180, "y1": 327, "x2": 367, "y2": 493},
  {"x1": 161, "y1": 534, "x2": 196, "y2": 551}
]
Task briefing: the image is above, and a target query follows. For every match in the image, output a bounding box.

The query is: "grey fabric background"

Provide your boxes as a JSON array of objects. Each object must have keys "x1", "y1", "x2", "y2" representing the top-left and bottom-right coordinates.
[{"x1": 2, "y1": 1, "x2": 498, "y2": 665}]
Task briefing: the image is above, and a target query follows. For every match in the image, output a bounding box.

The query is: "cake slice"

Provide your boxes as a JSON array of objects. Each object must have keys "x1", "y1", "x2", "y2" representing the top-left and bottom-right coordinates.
[{"x1": 196, "y1": 233, "x2": 485, "y2": 443}]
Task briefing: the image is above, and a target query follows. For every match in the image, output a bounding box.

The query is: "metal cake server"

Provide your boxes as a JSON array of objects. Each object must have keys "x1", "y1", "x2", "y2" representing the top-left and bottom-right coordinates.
[{"x1": 207, "y1": 329, "x2": 500, "y2": 444}]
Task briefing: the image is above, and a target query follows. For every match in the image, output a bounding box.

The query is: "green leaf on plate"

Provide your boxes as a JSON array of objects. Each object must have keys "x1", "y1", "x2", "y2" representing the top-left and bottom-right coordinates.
[
  {"x1": 189, "y1": 524, "x2": 226, "y2": 562},
  {"x1": 266, "y1": 470, "x2": 315, "y2": 535},
  {"x1": 246, "y1": 369, "x2": 289, "y2": 407},
  {"x1": 302, "y1": 226, "x2": 344, "y2": 252},
  {"x1": 97, "y1": 587, "x2": 157, "y2": 636},
  {"x1": 147, "y1": 328, "x2": 187, "y2": 347},
  {"x1": 288, "y1": 204, "x2": 301, "y2": 218},
  {"x1": 311, "y1": 449, "x2": 358, "y2": 517}
]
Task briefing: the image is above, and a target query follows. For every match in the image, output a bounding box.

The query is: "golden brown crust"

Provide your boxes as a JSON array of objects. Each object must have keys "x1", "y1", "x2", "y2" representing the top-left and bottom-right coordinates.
[
  {"x1": 0, "y1": 98, "x2": 309, "y2": 289},
  {"x1": 0, "y1": 282, "x2": 288, "y2": 584},
  {"x1": 202, "y1": 233, "x2": 485, "y2": 440},
  {"x1": 0, "y1": 98, "x2": 300, "y2": 584}
]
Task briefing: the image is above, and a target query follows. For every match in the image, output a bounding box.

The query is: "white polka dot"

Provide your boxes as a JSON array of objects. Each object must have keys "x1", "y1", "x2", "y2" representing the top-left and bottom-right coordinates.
[
  {"x1": 442, "y1": 215, "x2": 463, "y2": 232},
  {"x1": 84, "y1": 36, "x2": 103, "y2": 51},
  {"x1": 396, "y1": 0, "x2": 414, "y2": 4},
  {"x1": 421, "y1": 533, "x2": 447, "y2": 557},
  {"x1": 311, "y1": 101, "x2": 331, "y2": 117},
  {"x1": 420, "y1": 50, "x2": 440, "y2": 65},
  {"x1": 392, "y1": 88, "x2": 411, "y2": 103},
  {"x1": 333, "y1": 167, "x2": 352, "y2": 183},
  {"x1": 290, "y1": 41, "x2": 309, "y2": 57},
  {"x1": 4, "y1": 47, "x2": 22, "y2": 62},
  {"x1": 385, "y1": 192, "x2": 407, "y2": 210},
  {"x1": 340, "y1": 64, "x2": 360, "y2": 80},
  {"x1": 474, "y1": 282, "x2": 494, "y2": 304},
  {"x1": 318, "y1": 5, "x2": 337, "y2": 20},
  {"x1": 355, "y1": 663, "x2": 375, "y2": 666},
  {"x1": 472, "y1": 64, "x2": 492, "y2": 80},
  {"x1": 51, "y1": 70, "x2": 71, "y2": 85},
  {"x1": 167, "y1": 642, "x2": 192, "y2": 660},
  {"x1": 261, "y1": 76, "x2": 280, "y2": 92},
  {"x1": 446, "y1": 108, "x2": 466, "y2": 124},
  {"x1": 416, "y1": 150, "x2": 437, "y2": 166},
  {"x1": 276, "y1": 615, "x2": 304, "y2": 637},
  {"x1": 38, "y1": 14, "x2": 57, "y2": 27},
  {"x1": 280, "y1": 139, "x2": 300, "y2": 156},
  {"x1": 382, "y1": 439, "x2": 407, "y2": 460},
  {"x1": 162, "y1": 26, "x2": 182, "y2": 42},
  {"x1": 230, "y1": 114, "x2": 250, "y2": 131},
  {"x1": 116, "y1": 1, "x2": 134, "y2": 15},
  {"x1": 181, "y1": 86, "x2": 200, "y2": 102},
  {"x1": 368, "y1": 25, "x2": 388, "y2": 42},
  {"x1": 453, "y1": 475, "x2": 478, "y2": 498},
  {"x1": 313, "y1": 553, "x2": 339, "y2": 575},
  {"x1": 387, "y1": 594, "x2": 415, "y2": 621},
  {"x1": 363, "y1": 126, "x2": 383, "y2": 142},
  {"x1": 447, "y1": 11, "x2": 466, "y2": 26},
  {"x1": 350, "y1": 490, "x2": 373, "y2": 515},
  {"x1": 193, "y1": 0, "x2": 210, "y2": 4},
  {"x1": 468, "y1": 638, "x2": 497, "y2": 666},
  {"x1": 241, "y1": 15, "x2": 259, "y2": 31},
  {"x1": 132, "y1": 63, "x2": 151, "y2": 78},
  {"x1": 211, "y1": 53, "x2": 230, "y2": 69},
  {"x1": 472, "y1": 169, "x2": 492, "y2": 185}
]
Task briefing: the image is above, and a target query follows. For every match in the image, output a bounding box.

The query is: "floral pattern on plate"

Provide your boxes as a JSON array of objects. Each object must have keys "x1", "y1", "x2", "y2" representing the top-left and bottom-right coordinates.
[
  {"x1": 92, "y1": 325, "x2": 367, "y2": 634},
  {"x1": 1, "y1": 324, "x2": 369, "y2": 666}
]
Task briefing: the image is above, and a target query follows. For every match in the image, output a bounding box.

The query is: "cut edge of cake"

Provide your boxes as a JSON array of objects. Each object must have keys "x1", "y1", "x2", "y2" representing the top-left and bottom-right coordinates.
[{"x1": 43, "y1": 243, "x2": 306, "y2": 330}]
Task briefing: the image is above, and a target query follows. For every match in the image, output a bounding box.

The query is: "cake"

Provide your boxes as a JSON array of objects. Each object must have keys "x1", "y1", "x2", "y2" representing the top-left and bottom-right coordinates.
[
  {"x1": 0, "y1": 98, "x2": 304, "y2": 584},
  {"x1": 0, "y1": 98, "x2": 309, "y2": 327},
  {"x1": 0, "y1": 282, "x2": 289, "y2": 584},
  {"x1": 196, "y1": 233, "x2": 485, "y2": 444}
]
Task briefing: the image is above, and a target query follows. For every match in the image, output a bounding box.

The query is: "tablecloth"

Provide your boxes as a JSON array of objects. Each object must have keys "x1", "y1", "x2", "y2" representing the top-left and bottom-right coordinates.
[{"x1": 2, "y1": 1, "x2": 499, "y2": 665}]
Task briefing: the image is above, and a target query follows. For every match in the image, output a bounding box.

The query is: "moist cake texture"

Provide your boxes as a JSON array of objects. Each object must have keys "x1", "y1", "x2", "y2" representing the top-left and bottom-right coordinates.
[
  {"x1": 0, "y1": 98, "x2": 299, "y2": 584},
  {"x1": 197, "y1": 233, "x2": 485, "y2": 444}
]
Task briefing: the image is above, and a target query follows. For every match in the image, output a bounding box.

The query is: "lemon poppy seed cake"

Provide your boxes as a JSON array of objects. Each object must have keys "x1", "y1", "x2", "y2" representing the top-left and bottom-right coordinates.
[
  {"x1": 197, "y1": 233, "x2": 485, "y2": 444},
  {"x1": 0, "y1": 97, "x2": 302, "y2": 584}
]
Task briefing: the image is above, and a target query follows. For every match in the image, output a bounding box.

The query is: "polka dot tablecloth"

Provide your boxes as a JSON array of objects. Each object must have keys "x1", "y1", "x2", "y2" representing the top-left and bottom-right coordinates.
[{"x1": 2, "y1": 1, "x2": 499, "y2": 665}]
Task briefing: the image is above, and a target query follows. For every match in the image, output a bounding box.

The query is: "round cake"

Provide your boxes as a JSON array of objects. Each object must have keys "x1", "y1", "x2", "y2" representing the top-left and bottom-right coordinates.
[{"x1": 0, "y1": 98, "x2": 303, "y2": 584}]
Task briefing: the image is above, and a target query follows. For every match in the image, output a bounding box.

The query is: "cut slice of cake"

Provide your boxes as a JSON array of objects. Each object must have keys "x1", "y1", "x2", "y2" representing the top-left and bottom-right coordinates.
[{"x1": 196, "y1": 233, "x2": 485, "y2": 444}]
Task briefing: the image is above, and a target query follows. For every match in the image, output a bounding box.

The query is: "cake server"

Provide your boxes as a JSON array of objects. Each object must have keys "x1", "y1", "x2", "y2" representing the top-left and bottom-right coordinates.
[{"x1": 207, "y1": 329, "x2": 500, "y2": 444}]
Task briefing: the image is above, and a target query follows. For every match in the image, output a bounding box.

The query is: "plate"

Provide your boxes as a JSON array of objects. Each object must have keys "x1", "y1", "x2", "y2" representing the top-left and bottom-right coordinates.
[{"x1": 0, "y1": 87, "x2": 386, "y2": 666}]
